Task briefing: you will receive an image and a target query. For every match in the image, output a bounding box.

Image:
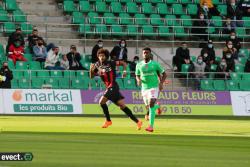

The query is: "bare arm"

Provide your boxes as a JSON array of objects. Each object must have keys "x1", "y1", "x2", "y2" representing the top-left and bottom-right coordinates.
[
  {"x1": 159, "y1": 72, "x2": 167, "y2": 91},
  {"x1": 89, "y1": 64, "x2": 96, "y2": 79},
  {"x1": 119, "y1": 60, "x2": 127, "y2": 78},
  {"x1": 136, "y1": 75, "x2": 141, "y2": 86}
]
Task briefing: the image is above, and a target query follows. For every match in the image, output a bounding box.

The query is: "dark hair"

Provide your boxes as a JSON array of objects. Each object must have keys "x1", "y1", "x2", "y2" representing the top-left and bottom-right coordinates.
[
  {"x1": 97, "y1": 40, "x2": 103, "y2": 43},
  {"x1": 70, "y1": 45, "x2": 76, "y2": 50},
  {"x1": 119, "y1": 39, "x2": 126, "y2": 46},
  {"x1": 181, "y1": 42, "x2": 187, "y2": 45},
  {"x1": 134, "y1": 56, "x2": 139, "y2": 60},
  {"x1": 143, "y1": 47, "x2": 151, "y2": 52},
  {"x1": 97, "y1": 48, "x2": 109, "y2": 59}
]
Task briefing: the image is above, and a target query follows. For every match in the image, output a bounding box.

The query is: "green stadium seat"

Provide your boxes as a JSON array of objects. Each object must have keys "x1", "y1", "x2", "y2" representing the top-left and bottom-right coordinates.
[
  {"x1": 23, "y1": 71, "x2": 31, "y2": 78},
  {"x1": 238, "y1": 57, "x2": 247, "y2": 65},
  {"x1": 171, "y1": 4, "x2": 185, "y2": 15},
  {"x1": 156, "y1": 3, "x2": 169, "y2": 15},
  {"x1": 211, "y1": 16, "x2": 223, "y2": 27},
  {"x1": 236, "y1": 28, "x2": 247, "y2": 39},
  {"x1": 151, "y1": 0, "x2": 163, "y2": 3},
  {"x1": 50, "y1": 70, "x2": 63, "y2": 78},
  {"x1": 120, "y1": 0, "x2": 133, "y2": 3},
  {"x1": 164, "y1": 0, "x2": 178, "y2": 4},
  {"x1": 72, "y1": 12, "x2": 85, "y2": 24},
  {"x1": 7, "y1": 60, "x2": 15, "y2": 70},
  {"x1": 89, "y1": 79, "x2": 100, "y2": 90},
  {"x1": 13, "y1": 71, "x2": 23, "y2": 79},
  {"x1": 71, "y1": 78, "x2": 89, "y2": 89},
  {"x1": 181, "y1": 15, "x2": 192, "y2": 27},
  {"x1": 187, "y1": 4, "x2": 198, "y2": 15},
  {"x1": 141, "y1": 3, "x2": 154, "y2": 14},
  {"x1": 11, "y1": 79, "x2": 18, "y2": 88},
  {"x1": 243, "y1": 17, "x2": 250, "y2": 27},
  {"x1": 239, "y1": 80, "x2": 250, "y2": 91},
  {"x1": 13, "y1": 10, "x2": 26, "y2": 22},
  {"x1": 76, "y1": 70, "x2": 87, "y2": 79},
  {"x1": 64, "y1": 70, "x2": 76, "y2": 79},
  {"x1": 180, "y1": 0, "x2": 192, "y2": 4},
  {"x1": 181, "y1": 64, "x2": 190, "y2": 73},
  {"x1": 124, "y1": 78, "x2": 137, "y2": 89},
  {"x1": 158, "y1": 26, "x2": 171, "y2": 37},
  {"x1": 135, "y1": 13, "x2": 148, "y2": 25},
  {"x1": 116, "y1": 78, "x2": 125, "y2": 89},
  {"x1": 212, "y1": 0, "x2": 223, "y2": 5},
  {"x1": 3, "y1": 22, "x2": 16, "y2": 34},
  {"x1": 95, "y1": 2, "x2": 109, "y2": 13},
  {"x1": 105, "y1": 0, "x2": 119, "y2": 2},
  {"x1": 24, "y1": 53, "x2": 33, "y2": 62},
  {"x1": 126, "y1": 25, "x2": 138, "y2": 36},
  {"x1": 174, "y1": 27, "x2": 188, "y2": 38},
  {"x1": 126, "y1": 2, "x2": 139, "y2": 14},
  {"x1": 63, "y1": 0, "x2": 76, "y2": 13},
  {"x1": 0, "y1": 44, "x2": 5, "y2": 56},
  {"x1": 45, "y1": 78, "x2": 59, "y2": 89},
  {"x1": 213, "y1": 80, "x2": 226, "y2": 91},
  {"x1": 242, "y1": 73, "x2": 250, "y2": 81},
  {"x1": 235, "y1": 64, "x2": 244, "y2": 73},
  {"x1": 217, "y1": 5, "x2": 227, "y2": 16},
  {"x1": 21, "y1": 23, "x2": 33, "y2": 35},
  {"x1": 200, "y1": 79, "x2": 214, "y2": 91},
  {"x1": 16, "y1": 61, "x2": 28, "y2": 70},
  {"x1": 210, "y1": 64, "x2": 217, "y2": 71},
  {"x1": 19, "y1": 78, "x2": 30, "y2": 89},
  {"x1": 215, "y1": 56, "x2": 222, "y2": 63},
  {"x1": 238, "y1": 49, "x2": 249, "y2": 57},
  {"x1": 31, "y1": 78, "x2": 44, "y2": 89},
  {"x1": 79, "y1": 1, "x2": 91, "y2": 13},
  {"x1": 88, "y1": 12, "x2": 102, "y2": 24},
  {"x1": 142, "y1": 25, "x2": 154, "y2": 37},
  {"x1": 4, "y1": 0, "x2": 18, "y2": 11},
  {"x1": 226, "y1": 80, "x2": 239, "y2": 91},
  {"x1": 230, "y1": 72, "x2": 241, "y2": 81},
  {"x1": 165, "y1": 15, "x2": 179, "y2": 26},
  {"x1": 134, "y1": 0, "x2": 148, "y2": 3},
  {"x1": 95, "y1": 24, "x2": 109, "y2": 36},
  {"x1": 37, "y1": 71, "x2": 50, "y2": 78},
  {"x1": 111, "y1": 25, "x2": 124, "y2": 36},
  {"x1": 79, "y1": 24, "x2": 94, "y2": 35},
  {"x1": 0, "y1": 10, "x2": 9, "y2": 22},
  {"x1": 110, "y1": 2, "x2": 123, "y2": 13},
  {"x1": 58, "y1": 78, "x2": 70, "y2": 89},
  {"x1": 29, "y1": 61, "x2": 41, "y2": 70},
  {"x1": 103, "y1": 13, "x2": 118, "y2": 25},
  {"x1": 119, "y1": 13, "x2": 133, "y2": 25},
  {"x1": 150, "y1": 14, "x2": 164, "y2": 26}
]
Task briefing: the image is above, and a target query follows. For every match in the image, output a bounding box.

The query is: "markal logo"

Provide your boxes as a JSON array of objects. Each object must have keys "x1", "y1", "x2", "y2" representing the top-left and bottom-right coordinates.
[
  {"x1": 12, "y1": 90, "x2": 73, "y2": 102},
  {"x1": 12, "y1": 90, "x2": 22, "y2": 102}
]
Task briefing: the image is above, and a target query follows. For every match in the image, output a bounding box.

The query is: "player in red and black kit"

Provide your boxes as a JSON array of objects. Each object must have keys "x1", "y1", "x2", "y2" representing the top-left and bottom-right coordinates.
[{"x1": 90, "y1": 48, "x2": 142, "y2": 129}]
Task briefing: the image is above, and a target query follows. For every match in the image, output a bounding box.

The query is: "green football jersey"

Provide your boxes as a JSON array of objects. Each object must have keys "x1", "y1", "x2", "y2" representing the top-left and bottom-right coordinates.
[{"x1": 135, "y1": 60, "x2": 165, "y2": 90}]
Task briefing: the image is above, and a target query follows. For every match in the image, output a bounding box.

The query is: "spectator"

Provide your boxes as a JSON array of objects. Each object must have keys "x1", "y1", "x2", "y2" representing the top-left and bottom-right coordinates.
[
  {"x1": 199, "y1": 0, "x2": 221, "y2": 18},
  {"x1": 110, "y1": 39, "x2": 128, "y2": 62},
  {"x1": 33, "y1": 38, "x2": 47, "y2": 62},
  {"x1": 8, "y1": 40, "x2": 26, "y2": 65},
  {"x1": 193, "y1": 56, "x2": 207, "y2": 89},
  {"x1": 0, "y1": 62, "x2": 13, "y2": 89},
  {"x1": 44, "y1": 46, "x2": 64, "y2": 70},
  {"x1": 60, "y1": 54, "x2": 69, "y2": 70},
  {"x1": 172, "y1": 42, "x2": 190, "y2": 72},
  {"x1": 91, "y1": 40, "x2": 103, "y2": 63},
  {"x1": 192, "y1": 13, "x2": 208, "y2": 40},
  {"x1": 223, "y1": 41, "x2": 237, "y2": 72},
  {"x1": 6, "y1": 27, "x2": 24, "y2": 52},
  {"x1": 215, "y1": 58, "x2": 230, "y2": 79},
  {"x1": 129, "y1": 56, "x2": 139, "y2": 78},
  {"x1": 28, "y1": 29, "x2": 45, "y2": 53},
  {"x1": 240, "y1": 0, "x2": 250, "y2": 17},
  {"x1": 244, "y1": 57, "x2": 250, "y2": 72},
  {"x1": 227, "y1": 0, "x2": 243, "y2": 28},
  {"x1": 66, "y1": 45, "x2": 85, "y2": 70},
  {"x1": 228, "y1": 31, "x2": 241, "y2": 51},
  {"x1": 223, "y1": 18, "x2": 234, "y2": 34},
  {"x1": 200, "y1": 40, "x2": 216, "y2": 65}
]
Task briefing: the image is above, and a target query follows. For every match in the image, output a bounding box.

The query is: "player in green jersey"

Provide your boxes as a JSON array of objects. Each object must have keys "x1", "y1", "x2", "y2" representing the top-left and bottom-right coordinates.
[{"x1": 135, "y1": 48, "x2": 167, "y2": 132}]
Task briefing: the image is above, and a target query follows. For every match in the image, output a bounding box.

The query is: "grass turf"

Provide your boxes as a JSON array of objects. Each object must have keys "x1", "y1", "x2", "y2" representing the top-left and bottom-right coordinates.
[{"x1": 0, "y1": 116, "x2": 250, "y2": 167}]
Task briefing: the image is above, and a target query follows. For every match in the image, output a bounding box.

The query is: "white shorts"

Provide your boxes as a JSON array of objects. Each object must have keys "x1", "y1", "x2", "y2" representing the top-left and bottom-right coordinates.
[{"x1": 141, "y1": 87, "x2": 159, "y2": 105}]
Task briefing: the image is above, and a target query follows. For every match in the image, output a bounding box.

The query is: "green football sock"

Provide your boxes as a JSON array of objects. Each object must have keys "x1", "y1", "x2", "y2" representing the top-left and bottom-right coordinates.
[{"x1": 149, "y1": 105, "x2": 157, "y2": 128}]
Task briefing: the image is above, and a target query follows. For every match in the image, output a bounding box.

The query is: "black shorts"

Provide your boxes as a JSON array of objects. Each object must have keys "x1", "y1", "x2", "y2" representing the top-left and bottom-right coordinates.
[{"x1": 104, "y1": 85, "x2": 124, "y2": 104}]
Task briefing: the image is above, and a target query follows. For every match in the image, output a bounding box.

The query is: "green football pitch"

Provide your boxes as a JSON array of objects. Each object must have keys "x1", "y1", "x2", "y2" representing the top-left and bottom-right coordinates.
[{"x1": 0, "y1": 116, "x2": 250, "y2": 167}]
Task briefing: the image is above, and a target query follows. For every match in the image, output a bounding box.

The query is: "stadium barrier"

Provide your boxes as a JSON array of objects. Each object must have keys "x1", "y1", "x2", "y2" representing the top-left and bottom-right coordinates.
[{"x1": 0, "y1": 89, "x2": 250, "y2": 116}]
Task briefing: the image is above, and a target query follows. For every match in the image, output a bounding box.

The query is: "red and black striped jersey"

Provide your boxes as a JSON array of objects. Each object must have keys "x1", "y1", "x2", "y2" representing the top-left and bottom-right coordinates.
[{"x1": 94, "y1": 60, "x2": 117, "y2": 88}]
